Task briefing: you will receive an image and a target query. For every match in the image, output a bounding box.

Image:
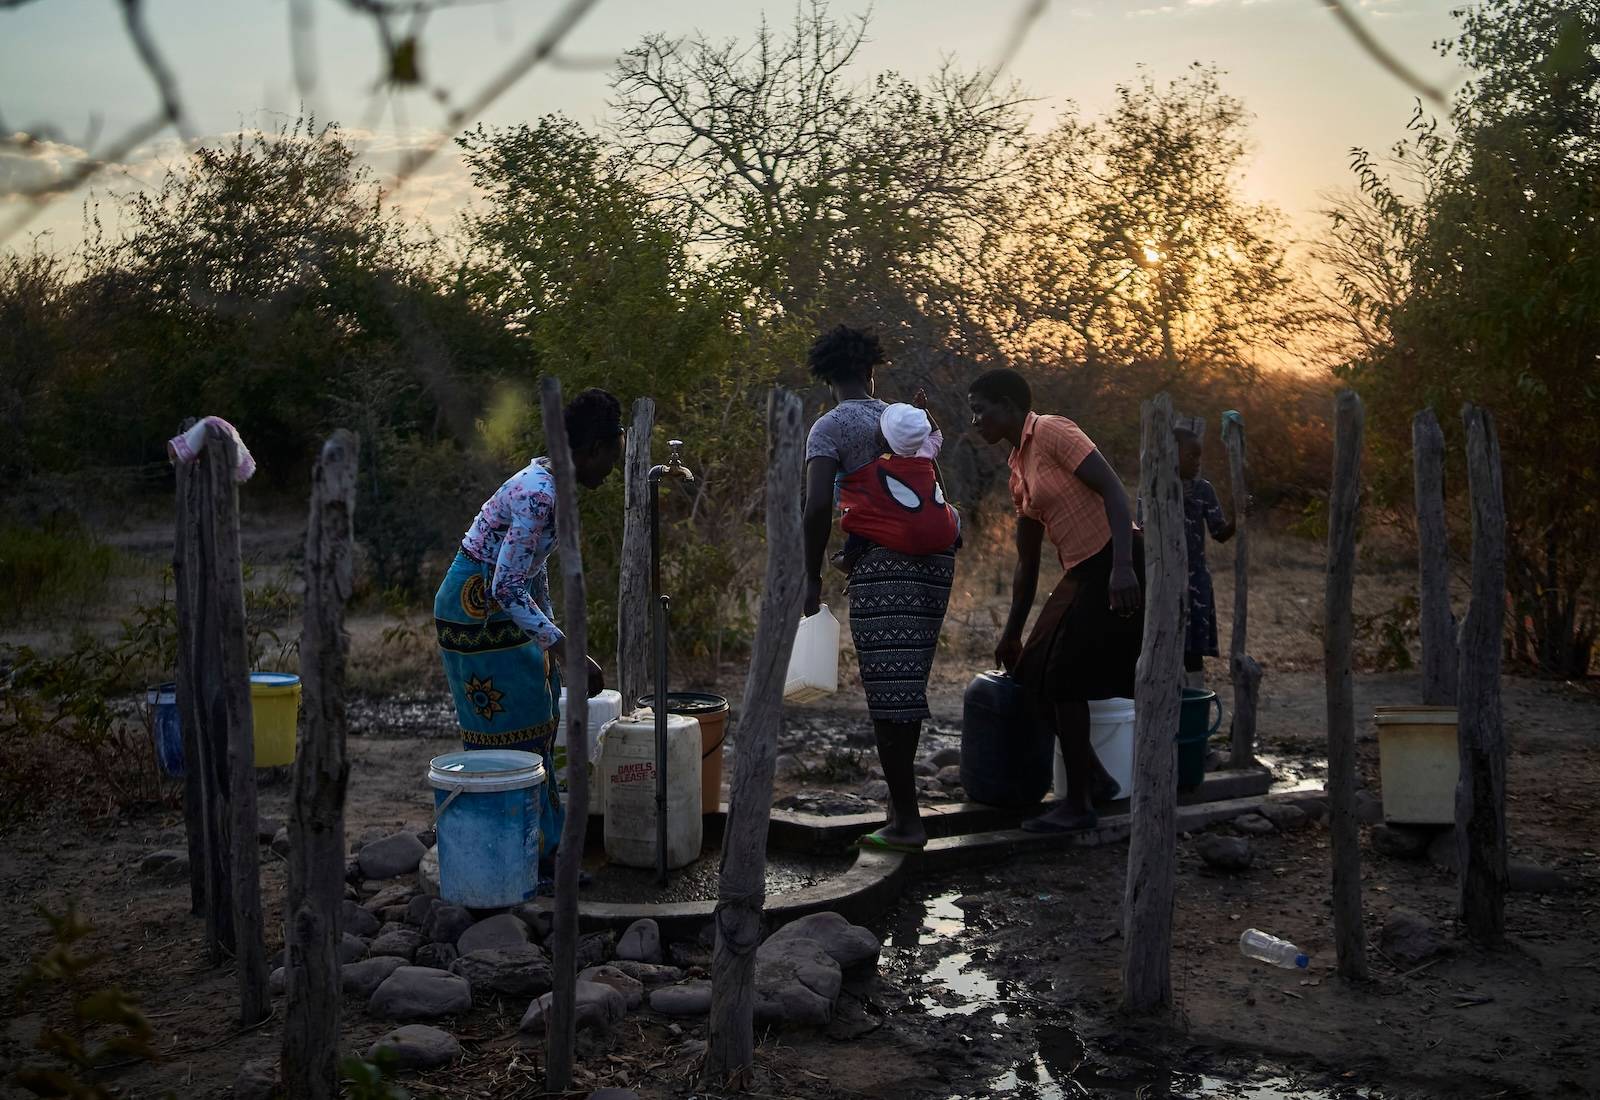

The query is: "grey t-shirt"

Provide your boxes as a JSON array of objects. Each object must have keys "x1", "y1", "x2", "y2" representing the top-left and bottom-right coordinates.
[{"x1": 805, "y1": 398, "x2": 887, "y2": 474}]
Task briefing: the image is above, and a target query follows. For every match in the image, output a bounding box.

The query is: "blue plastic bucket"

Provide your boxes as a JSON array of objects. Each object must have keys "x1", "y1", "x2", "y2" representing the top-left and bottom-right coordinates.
[
  {"x1": 428, "y1": 750, "x2": 545, "y2": 908},
  {"x1": 146, "y1": 683, "x2": 184, "y2": 777}
]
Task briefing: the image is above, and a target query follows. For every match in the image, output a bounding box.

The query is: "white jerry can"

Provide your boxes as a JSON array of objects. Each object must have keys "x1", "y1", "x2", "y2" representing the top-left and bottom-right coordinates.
[
  {"x1": 784, "y1": 605, "x2": 840, "y2": 704},
  {"x1": 600, "y1": 709, "x2": 702, "y2": 869}
]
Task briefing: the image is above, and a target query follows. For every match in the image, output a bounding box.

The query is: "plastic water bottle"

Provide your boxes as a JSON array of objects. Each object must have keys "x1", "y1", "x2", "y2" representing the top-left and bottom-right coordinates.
[{"x1": 1239, "y1": 929, "x2": 1309, "y2": 969}]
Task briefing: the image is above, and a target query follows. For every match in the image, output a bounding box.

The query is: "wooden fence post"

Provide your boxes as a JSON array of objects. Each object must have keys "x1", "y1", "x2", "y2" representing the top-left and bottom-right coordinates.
[
  {"x1": 283, "y1": 431, "x2": 358, "y2": 1098},
  {"x1": 202, "y1": 426, "x2": 272, "y2": 1026},
  {"x1": 1413, "y1": 409, "x2": 1456, "y2": 707},
  {"x1": 1121, "y1": 392, "x2": 1185, "y2": 1013},
  {"x1": 618, "y1": 398, "x2": 656, "y2": 711},
  {"x1": 1456, "y1": 403, "x2": 1507, "y2": 944},
  {"x1": 1325, "y1": 390, "x2": 1369, "y2": 981},
  {"x1": 172, "y1": 422, "x2": 210, "y2": 922},
  {"x1": 541, "y1": 378, "x2": 592, "y2": 1094},
  {"x1": 708, "y1": 388, "x2": 805, "y2": 1086},
  {"x1": 1222, "y1": 414, "x2": 1261, "y2": 768}
]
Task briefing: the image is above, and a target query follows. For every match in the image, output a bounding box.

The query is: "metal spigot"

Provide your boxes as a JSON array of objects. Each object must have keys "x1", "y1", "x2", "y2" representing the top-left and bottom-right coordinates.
[
  {"x1": 649, "y1": 439, "x2": 695, "y2": 486},
  {"x1": 645, "y1": 436, "x2": 694, "y2": 885}
]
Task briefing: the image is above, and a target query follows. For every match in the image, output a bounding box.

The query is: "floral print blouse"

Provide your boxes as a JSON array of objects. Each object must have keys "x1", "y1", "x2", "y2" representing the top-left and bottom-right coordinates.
[{"x1": 460, "y1": 458, "x2": 562, "y2": 650}]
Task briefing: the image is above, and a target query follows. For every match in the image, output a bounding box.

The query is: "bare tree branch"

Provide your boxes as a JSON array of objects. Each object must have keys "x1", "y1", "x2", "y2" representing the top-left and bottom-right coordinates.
[{"x1": 1317, "y1": 0, "x2": 1449, "y2": 111}]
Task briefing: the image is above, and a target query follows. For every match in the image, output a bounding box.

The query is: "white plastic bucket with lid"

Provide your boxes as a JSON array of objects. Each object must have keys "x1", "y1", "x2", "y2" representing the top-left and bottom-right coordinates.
[
  {"x1": 1052, "y1": 697, "x2": 1136, "y2": 801},
  {"x1": 784, "y1": 605, "x2": 840, "y2": 704},
  {"x1": 428, "y1": 749, "x2": 546, "y2": 908},
  {"x1": 600, "y1": 709, "x2": 702, "y2": 869},
  {"x1": 1374, "y1": 706, "x2": 1458, "y2": 824}
]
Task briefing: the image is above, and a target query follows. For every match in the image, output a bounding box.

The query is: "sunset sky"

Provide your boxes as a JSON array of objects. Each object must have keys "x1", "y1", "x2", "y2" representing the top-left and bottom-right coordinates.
[{"x1": 2, "y1": 0, "x2": 1464, "y2": 250}]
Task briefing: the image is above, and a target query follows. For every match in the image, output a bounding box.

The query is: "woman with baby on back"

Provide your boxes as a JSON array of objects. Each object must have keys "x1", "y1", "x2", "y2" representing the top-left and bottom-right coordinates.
[{"x1": 801, "y1": 325, "x2": 960, "y2": 853}]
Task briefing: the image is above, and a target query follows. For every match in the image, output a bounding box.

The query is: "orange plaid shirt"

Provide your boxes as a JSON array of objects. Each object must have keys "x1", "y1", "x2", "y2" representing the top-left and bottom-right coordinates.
[{"x1": 1009, "y1": 412, "x2": 1111, "y2": 571}]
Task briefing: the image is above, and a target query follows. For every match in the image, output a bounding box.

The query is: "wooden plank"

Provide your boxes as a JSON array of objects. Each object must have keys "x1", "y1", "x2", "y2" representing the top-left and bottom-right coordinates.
[
  {"x1": 206, "y1": 426, "x2": 270, "y2": 1026},
  {"x1": 1456, "y1": 403, "x2": 1508, "y2": 944},
  {"x1": 1121, "y1": 392, "x2": 1185, "y2": 1013},
  {"x1": 1222, "y1": 413, "x2": 1261, "y2": 767},
  {"x1": 708, "y1": 389, "x2": 806, "y2": 1085},
  {"x1": 541, "y1": 378, "x2": 591, "y2": 1094},
  {"x1": 1413, "y1": 408, "x2": 1457, "y2": 706},
  {"x1": 282, "y1": 431, "x2": 358, "y2": 1098},
  {"x1": 618, "y1": 398, "x2": 656, "y2": 710},
  {"x1": 1325, "y1": 390, "x2": 1369, "y2": 981}
]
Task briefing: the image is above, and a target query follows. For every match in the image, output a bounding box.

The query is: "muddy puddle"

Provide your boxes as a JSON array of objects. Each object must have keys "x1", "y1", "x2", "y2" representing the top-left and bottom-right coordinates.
[{"x1": 879, "y1": 885, "x2": 1381, "y2": 1100}]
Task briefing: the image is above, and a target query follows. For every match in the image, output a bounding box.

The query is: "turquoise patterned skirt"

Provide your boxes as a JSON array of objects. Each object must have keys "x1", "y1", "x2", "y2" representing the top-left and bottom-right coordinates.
[{"x1": 434, "y1": 550, "x2": 565, "y2": 860}]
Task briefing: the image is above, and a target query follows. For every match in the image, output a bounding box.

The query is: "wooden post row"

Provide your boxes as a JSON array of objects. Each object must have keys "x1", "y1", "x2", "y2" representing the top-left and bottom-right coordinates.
[
  {"x1": 1121, "y1": 392, "x2": 1185, "y2": 1013},
  {"x1": 1413, "y1": 409, "x2": 1457, "y2": 707},
  {"x1": 282, "y1": 431, "x2": 358, "y2": 1098},
  {"x1": 1222, "y1": 414, "x2": 1261, "y2": 768},
  {"x1": 1324, "y1": 390, "x2": 1368, "y2": 981},
  {"x1": 541, "y1": 378, "x2": 592, "y2": 1094},
  {"x1": 618, "y1": 398, "x2": 656, "y2": 712},
  {"x1": 709, "y1": 389, "x2": 806, "y2": 1085},
  {"x1": 1456, "y1": 403, "x2": 1508, "y2": 944}
]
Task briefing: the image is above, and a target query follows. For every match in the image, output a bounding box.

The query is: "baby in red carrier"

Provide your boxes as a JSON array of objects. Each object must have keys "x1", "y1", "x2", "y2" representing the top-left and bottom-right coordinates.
[{"x1": 831, "y1": 390, "x2": 961, "y2": 575}]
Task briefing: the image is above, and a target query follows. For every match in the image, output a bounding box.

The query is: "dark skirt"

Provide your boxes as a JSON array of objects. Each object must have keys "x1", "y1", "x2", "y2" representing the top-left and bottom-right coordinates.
[
  {"x1": 1014, "y1": 536, "x2": 1146, "y2": 708},
  {"x1": 846, "y1": 548, "x2": 956, "y2": 723}
]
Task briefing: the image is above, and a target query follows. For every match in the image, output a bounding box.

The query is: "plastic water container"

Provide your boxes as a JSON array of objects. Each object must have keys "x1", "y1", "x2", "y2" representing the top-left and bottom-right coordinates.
[
  {"x1": 428, "y1": 749, "x2": 546, "y2": 907},
  {"x1": 1178, "y1": 687, "x2": 1224, "y2": 789},
  {"x1": 637, "y1": 692, "x2": 730, "y2": 814},
  {"x1": 145, "y1": 682, "x2": 184, "y2": 777},
  {"x1": 600, "y1": 709, "x2": 702, "y2": 869},
  {"x1": 784, "y1": 606, "x2": 840, "y2": 704},
  {"x1": 555, "y1": 688, "x2": 622, "y2": 792},
  {"x1": 1053, "y1": 697, "x2": 1136, "y2": 801},
  {"x1": 249, "y1": 672, "x2": 300, "y2": 767},
  {"x1": 959, "y1": 671, "x2": 1053, "y2": 808},
  {"x1": 1374, "y1": 705, "x2": 1459, "y2": 824}
]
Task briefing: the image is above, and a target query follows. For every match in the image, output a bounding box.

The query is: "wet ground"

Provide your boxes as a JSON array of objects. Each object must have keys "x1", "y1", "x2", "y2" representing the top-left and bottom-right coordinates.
[
  {"x1": 578, "y1": 842, "x2": 855, "y2": 905},
  {"x1": 875, "y1": 882, "x2": 1388, "y2": 1100}
]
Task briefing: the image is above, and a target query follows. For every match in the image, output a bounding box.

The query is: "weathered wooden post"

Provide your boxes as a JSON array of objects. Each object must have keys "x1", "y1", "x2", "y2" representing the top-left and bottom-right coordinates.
[
  {"x1": 172, "y1": 422, "x2": 213, "y2": 925},
  {"x1": 283, "y1": 431, "x2": 358, "y2": 1098},
  {"x1": 708, "y1": 388, "x2": 805, "y2": 1086},
  {"x1": 1456, "y1": 403, "x2": 1507, "y2": 944},
  {"x1": 1121, "y1": 392, "x2": 1185, "y2": 1014},
  {"x1": 1325, "y1": 390, "x2": 1369, "y2": 981},
  {"x1": 618, "y1": 397, "x2": 656, "y2": 710},
  {"x1": 541, "y1": 377, "x2": 592, "y2": 1094},
  {"x1": 1222, "y1": 413, "x2": 1261, "y2": 768},
  {"x1": 1413, "y1": 409, "x2": 1456, "y2": 706}
]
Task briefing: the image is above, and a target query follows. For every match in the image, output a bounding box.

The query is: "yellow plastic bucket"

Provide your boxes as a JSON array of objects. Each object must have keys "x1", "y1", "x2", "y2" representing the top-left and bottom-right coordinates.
[
  {"x1": 1373, "y1": 705, "x2": 1458, "y2": 824},
  {"x1": 250, "y1": 672, "x2": 301, "y2": 767}
]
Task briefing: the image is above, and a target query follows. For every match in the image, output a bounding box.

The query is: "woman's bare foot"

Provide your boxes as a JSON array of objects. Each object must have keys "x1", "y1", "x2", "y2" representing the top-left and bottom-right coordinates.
[{"x1": 1020, "y1": 803, "x2": 1098, "y2": 834}]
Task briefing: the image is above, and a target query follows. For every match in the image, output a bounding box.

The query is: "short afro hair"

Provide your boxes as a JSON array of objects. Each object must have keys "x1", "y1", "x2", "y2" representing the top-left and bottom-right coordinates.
[
  {"x1": 807, "y1": 325, "x2": 884, "y2": 385},
  {"x1": 968, "y1": 368, "x2": 1031, "y2": 413},
  {"x1": 563, "y1": 387, "x2": 622, "y2": 453}
]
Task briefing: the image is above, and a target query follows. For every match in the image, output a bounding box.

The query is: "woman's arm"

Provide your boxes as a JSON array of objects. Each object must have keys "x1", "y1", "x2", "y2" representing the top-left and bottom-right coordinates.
[
  {"x1": 1073, "y1": 449, "x2": 1141, "y2": 612},
  {"x1": 802, "y1": 455, "x2": 839, "y2": 617},
  {"x1": 1206, "y1": 481, "x2": 1236, "y2": 543},
  {"x1": 491, "y1": 485, "x2": 564, "y2": 651},
  {"x1": 997, "y1": 515, "x2": 1044, "y2": 670}
]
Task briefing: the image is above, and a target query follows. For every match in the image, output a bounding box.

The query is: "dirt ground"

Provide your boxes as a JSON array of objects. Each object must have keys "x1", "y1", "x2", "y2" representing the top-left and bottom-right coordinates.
[{"x1": 2, "y1": 517, "x2": 1598, "y2": 1098}]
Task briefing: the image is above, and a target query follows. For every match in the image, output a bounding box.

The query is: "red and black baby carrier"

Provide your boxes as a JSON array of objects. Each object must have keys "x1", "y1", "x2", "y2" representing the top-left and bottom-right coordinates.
[{"x1": 838, "y1": 456, "x2": 960, "y2": 556}]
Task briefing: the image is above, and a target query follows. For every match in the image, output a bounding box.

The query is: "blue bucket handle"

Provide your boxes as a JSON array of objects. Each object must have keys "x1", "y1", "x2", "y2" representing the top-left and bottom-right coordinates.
[
  {"x1": 435, "y1": 784, "x2": 466, "y2": 820},
  {"x1": 1208, "y1": 694, "x2": 1224, "y2": 735}
]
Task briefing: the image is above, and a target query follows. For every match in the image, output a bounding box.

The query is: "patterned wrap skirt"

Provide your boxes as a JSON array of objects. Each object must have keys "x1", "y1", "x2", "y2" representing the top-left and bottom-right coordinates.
[
  {"x1": 434, "y1": 550, "x2": 564, "y2": 860},
  {"x1": 846, "y1": 548, "x2": 956, "y2": 723}
]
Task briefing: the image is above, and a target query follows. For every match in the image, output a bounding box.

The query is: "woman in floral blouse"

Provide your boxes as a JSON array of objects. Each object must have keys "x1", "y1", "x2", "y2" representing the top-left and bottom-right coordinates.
[{"x1": 434, "y1": 388, "x2": 622, "y2": 866}]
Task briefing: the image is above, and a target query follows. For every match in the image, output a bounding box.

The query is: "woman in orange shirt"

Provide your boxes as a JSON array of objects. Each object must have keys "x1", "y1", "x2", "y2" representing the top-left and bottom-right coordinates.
[{"x1": 968, "y1": 368, "x2": 1144, "y2": 833}]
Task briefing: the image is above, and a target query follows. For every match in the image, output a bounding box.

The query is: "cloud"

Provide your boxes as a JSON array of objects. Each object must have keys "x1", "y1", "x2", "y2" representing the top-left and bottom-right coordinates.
[{"x1": 0, "y1": 136, "x2": 91, "y2": 199}]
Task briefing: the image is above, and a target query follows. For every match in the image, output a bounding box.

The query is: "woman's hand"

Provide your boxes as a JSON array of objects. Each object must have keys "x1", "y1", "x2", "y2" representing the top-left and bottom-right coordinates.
[
  {"x1": 995, "y1": 631, "x2": 1023, "y2": 672},
  {"x1": 585, "y1": 656, "x2": 606, "y2": 698},
  {"x1": 1109, "y1": 563, "x2": 1142, "y2": 616},
  {"x1": 803, "y1": 575, "x2": 822, "y2": 618}
]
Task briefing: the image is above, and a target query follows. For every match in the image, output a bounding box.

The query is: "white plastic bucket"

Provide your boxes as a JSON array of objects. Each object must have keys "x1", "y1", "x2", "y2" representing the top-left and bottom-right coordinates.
[
  {"x1": 428, "y1": 749, "x2": 546, "y2": 908},
  {"x1": 1374, "y1": 706, "x2": 1458, "y2": 824},
  {"x1": 784, "y1": 605, "x2": 840, "y2": 704},
  {"x1": 555, "y1": 688, "x2": 622, "y2": 806},
  {"x1": 600, "y1": 709, "x2": 702, "y2": 869},
  {"x1": 1052, "y1": 697, "x2": 1136, "y2": 801}
]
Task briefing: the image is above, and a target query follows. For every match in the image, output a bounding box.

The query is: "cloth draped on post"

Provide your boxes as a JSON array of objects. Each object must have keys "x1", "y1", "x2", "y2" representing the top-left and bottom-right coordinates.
[{"x1": 434, "y1": 550, "x2": 565, "y2": 859}]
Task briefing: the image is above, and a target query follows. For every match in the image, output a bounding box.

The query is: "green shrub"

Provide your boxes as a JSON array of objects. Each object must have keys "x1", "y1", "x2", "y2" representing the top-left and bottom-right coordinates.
[{"x1": 0, "y1": 522, "x2": 123, "y2": 622}]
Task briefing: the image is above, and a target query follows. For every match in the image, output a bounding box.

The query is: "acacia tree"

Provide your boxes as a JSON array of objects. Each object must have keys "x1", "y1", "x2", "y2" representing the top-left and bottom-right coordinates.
[
  {"x1": 1333, "y1": 0, "x2": 1600, "y2": 676},
  {"x1": 986, "y1": 65, "x2": 1312, "y2": 380}
]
